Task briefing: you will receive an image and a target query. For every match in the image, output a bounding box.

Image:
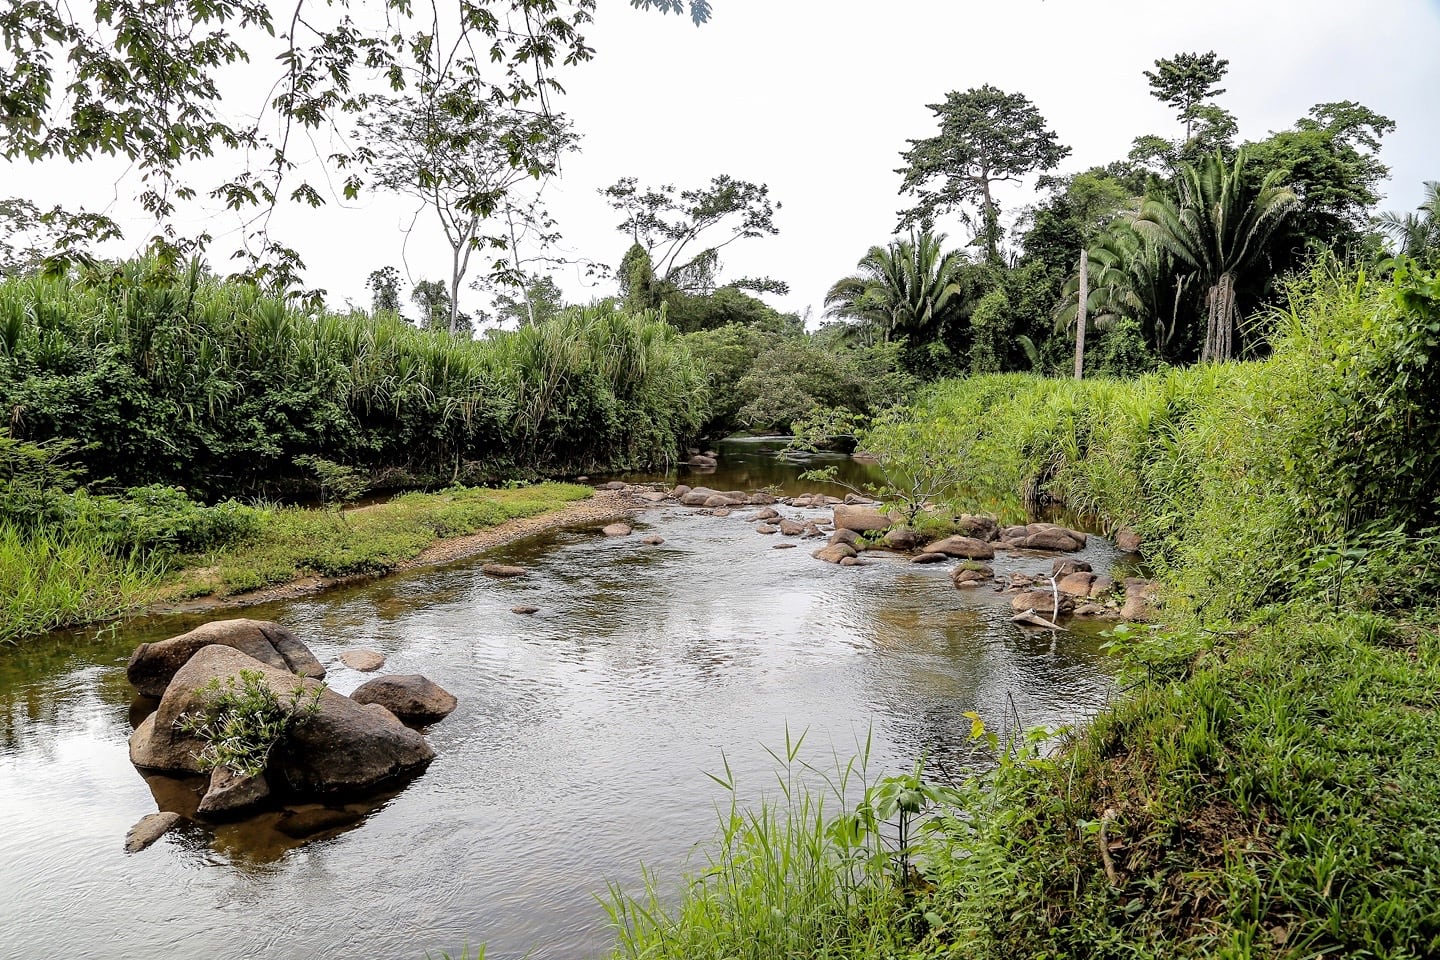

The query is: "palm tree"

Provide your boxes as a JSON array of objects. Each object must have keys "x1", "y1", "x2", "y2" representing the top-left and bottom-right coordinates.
[
  {"x1": 1055, "y1": 223, "x2": 1193, "y2": 362},
  {"x1": 824, "y1": 231, "x2": 970, "y2": 345},
  {"x1": 1378, "y1": 181, "x2": 1440, "y2": 261},
  {"x1": 1134, "y1": 149, "x2": 1297, "y2": 362}
]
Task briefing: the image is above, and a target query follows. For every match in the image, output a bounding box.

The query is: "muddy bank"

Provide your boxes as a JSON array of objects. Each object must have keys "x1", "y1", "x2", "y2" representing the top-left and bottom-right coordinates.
[{"x1": 149, "y1": 491, "x2": 640, "y2": 615}]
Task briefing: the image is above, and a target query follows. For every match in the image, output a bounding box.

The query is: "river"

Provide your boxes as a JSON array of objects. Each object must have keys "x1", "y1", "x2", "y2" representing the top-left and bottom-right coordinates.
[{"x1": 0, "y1": 439, "x2": 1124, "y2": 959}]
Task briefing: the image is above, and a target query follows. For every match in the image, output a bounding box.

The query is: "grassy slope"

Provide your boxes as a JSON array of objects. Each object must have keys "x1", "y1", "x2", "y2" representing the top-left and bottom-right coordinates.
[
  {"x1": 607, "y1": 268, "x2": 1440, "y2": 959},
  {"x1": 0, "y1": 483, "x2": 592, "y2": 643}
]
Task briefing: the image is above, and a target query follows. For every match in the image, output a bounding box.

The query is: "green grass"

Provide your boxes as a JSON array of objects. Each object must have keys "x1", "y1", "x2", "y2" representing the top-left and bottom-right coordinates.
[
  {"x1": 0, "y1": 520, "x2": 162, "y2": 644},
  {"x1": 163, "y1": 482, "x2": 592, "y2": 598}
]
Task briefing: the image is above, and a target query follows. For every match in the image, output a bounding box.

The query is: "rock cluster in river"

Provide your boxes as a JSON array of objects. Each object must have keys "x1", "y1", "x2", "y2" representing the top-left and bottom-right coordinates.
[
  {"x1": 124, "y1": 618, "x2": 456, "y2": 848},
  {"x1": 597, "y1": 477, "x2": 1159, "y2": 629}
]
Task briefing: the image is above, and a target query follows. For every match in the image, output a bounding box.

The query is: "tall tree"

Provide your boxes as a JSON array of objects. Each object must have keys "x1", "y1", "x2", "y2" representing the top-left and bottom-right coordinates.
[
  {"x1": 360, "y1": 90, "x2": 577, "y2": 335},
  {"x1": 1145, "y1": 51, "x2": 1230, "y2": 142},
  {"x1": 600, "y1": 175, "x2": 783, "y2": 304},
  {"x1": 1134, "y1": 149, "x2": 1298, "y2": 362},
  {"x1": 367, "y1": 266, "x2": 403, "y2": 315},
  {"x1": 896, "y1": 85, "x2": 1070, "y2": 263}
]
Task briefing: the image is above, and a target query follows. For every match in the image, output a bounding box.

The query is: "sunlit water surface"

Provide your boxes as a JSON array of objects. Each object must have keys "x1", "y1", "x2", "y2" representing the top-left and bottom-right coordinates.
[{"x1": 0, "y1": 440, "x2": 1123, "y2": 959}]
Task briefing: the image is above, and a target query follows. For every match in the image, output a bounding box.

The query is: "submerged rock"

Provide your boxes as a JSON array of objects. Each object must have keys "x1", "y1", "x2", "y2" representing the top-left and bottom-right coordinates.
[
  {"x1": 812, "y1": 543, "x2": 858, "y2": 564},
  {"x1": 511, "y1": 605, "x2": 540, "y2": 615},
  {"x1": 350, "y1": 675, "x2": 458, "y2": 726},
  {"x1": 340, "y1": 649, "x2": 385, "y2": 672},
  {"x1": 602, "y1": 522, "x2": 633, "y2": 537},
  {"x1": 124, "y1": 812, "x2": 182, "y2": 853},
  {"x1": 126, "y1": 619, "x2": 325, "y2": 699},
  {"x1": 481, "y1": 563, "x2": 527, "y2": 578},
  {"x1": 641, "y1": 535, "x2": 665, "y2": 545}
]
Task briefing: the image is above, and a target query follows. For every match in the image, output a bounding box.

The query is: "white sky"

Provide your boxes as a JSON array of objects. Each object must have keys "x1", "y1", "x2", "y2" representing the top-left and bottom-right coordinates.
[{"x1": 5, "y1": 0, "x2": 1439, "y2": 323}]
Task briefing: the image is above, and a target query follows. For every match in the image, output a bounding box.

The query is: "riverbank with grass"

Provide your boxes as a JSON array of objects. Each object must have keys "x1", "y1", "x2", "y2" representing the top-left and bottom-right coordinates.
[
  {"x1": 0, "y1": 481, "x2": 604, "y2": 644},
  {"x1": 606, "y1": 263, "x2": 1440, "y2": 959}
]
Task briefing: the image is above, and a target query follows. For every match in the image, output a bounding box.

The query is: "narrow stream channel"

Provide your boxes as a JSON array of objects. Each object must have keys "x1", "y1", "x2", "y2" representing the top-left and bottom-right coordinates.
[{"x1": 0, "y1": 439, "x2": 1123, "y2": 959}]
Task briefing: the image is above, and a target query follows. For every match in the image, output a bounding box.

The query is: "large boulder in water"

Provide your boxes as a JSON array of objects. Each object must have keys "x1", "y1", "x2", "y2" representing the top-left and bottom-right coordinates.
[
  {"x1": 351, "y1": 675, "x2": 458, "y2": 726},
  {"x1": 129, "y1": 645, "x2": 434, "y2": 797},
  {"x1": 831, "y1": 504, "x2": 892, "y2": 533},
  {"x1": 921, "y1": 536, "x2": 995, "y2": 560},
  {"x1": 126, "y1": 619, "x2": 325, "y2": 698}
]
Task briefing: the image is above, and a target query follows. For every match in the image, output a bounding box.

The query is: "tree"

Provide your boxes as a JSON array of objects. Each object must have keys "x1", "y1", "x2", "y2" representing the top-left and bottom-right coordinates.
[
  {"x1": 600, "y1": 175, "x2": 783, "y2": 304},
  {"x1": 824, "y1": 231, "x2": 971, "y2": 351},
  {"x1": 360, "y1": 89, "x2": 577, "y2": 335},
  {"x1": 0, "y1": 199, "x2": 120, "y2": 275},
  {"x1": 1379, "y1": 182, "x2": 1440, "y2": 262},
  {"x1": 897, "y1": 85, "x2": 1070, "y2": 263},
  {"x1": 491, "y1": 274, "x2": 567, "y2": 327},
  {"x1": 0, "y1": 0, "x2": 713, "y2": 278},
  {"x1": 1144, "y1": 51, "x2": 1230, "y2": 142},
  {"x1": 1245, "y1": 101, "x2": 1395, "y2": 262},
  {"x1": 1134, "y1": 149, "x2": 1298, "y2": 362},
  {"x1": 367, "y1": 267, "x2": 402, "y2": 315},
  {"x1": 410, "y1": 280, "x2": 454, "y2": 331}
]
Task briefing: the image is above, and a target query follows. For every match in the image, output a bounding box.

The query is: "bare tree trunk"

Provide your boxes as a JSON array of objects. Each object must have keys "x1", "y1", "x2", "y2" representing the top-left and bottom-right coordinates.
[
  {"x1": 1203, "y1": 273, "x2": 1237, "y2": 362},
  {"x1": 1074, "y1": 249, "x2": 1088, "y2": 380}
]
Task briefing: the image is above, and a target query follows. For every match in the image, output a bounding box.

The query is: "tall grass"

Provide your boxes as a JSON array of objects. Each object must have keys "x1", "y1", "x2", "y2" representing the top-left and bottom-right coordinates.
[
  {"x1": 604, "y1": 732, "x2": 930, "y2": 960},
  {"x1": 0, "y1": 260, "x2": 707, "y2": 496},
  {"x1": 0, "y1": 520, "x2": 161, "y2": 643}
]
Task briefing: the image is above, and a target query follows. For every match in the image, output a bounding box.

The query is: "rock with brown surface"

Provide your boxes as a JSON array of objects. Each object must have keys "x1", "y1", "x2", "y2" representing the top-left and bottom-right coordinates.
[
  {"x1": 703, "y1": 494, "x2": 744, "y2": 508},
  {"x1": 829, "y1": 528, "x2": 862, "y2": 547},
  {"x1": 1090, "y1": 576, "x2": 1117, "y2": 598},
  {"x1": 952, "y1": 562, "x2": 994, "y2": 588},
  {"x1": 747, "y1": 492, "x2": 778, "y2": 505},
  {"x1": 1000, "y1": 525, "x2": 1029, "y2": 541},
  {"x1": 1052, "y1": 559, "x2": 1093, "y2": 578},
  {"x1": 831, "y1": 504, "x2": 892, "y2": 533},
  {"x1": 689, "y1": 454, "x2": 718, "y2": 467},
  {"x1": 1121, "y1": 579, "x2": 1160, "y2": 621},
  {"x1": 603, "y1": 522, "x2": 633, "y2": 537},
  {"x1": 340, "y1": 649, "x2": 385, "y2": 672},
  {"x1": 351, "y1": 675, "x2": 458, "y2": 726},
  {"x1": 1115, "y1": 528, "x2": 1142, "y2": 553},
  {"x1": 196, "y1": 766, "x2": 271, "y2": 819},
  {"x1": 511, "y1": 605, "x2": 540, "y2": 614},
  {"x1": 922, "y1": 536, "x2": 996, "y2": 560},
  {"x1": 1020, "y1": 529, "x2": 1083, "y2": 552},
  {"x1": 669, "y1": 484, "x2": 692, "y2": 500},
  {"x1": 910, "y1": 552, "x2": 948, "y2": 564},
  {"x1": 641, "y1": 535, "x2": 665, "y2": 545},
  {"x1": 812, "y1": 543, "x2": 858, "y2": 564},
  {"x1": 130, "y1": 645, "x2": 434, "y2": 796},
  {"x1": 778, "y1": 519, "x2": 806, "y2": 536},
  {"x1": 482, "y1": 563, "x2": 527, "y2": 578},
  {"x1": 639, "y1": 491, "x2": 668, "y2": 503},
  {"x1": 679, "y1": 487, "x2": 719, "y2": 506},
  {"x1": 954, "y1": 515, "x2": 1000, "y2": 542},
  {"x1": 1010, "y1": 590, "x2": 1075, "y2": 618},
  {"x1": 750, "y1": 507, "x2": 780, "y2": 522},
  {"x1": 883, "y1": 527, "x2": 920, "y2": 551},
  {"x1": 126, "y1": 619, "x2": 326, "y2": 699},
  {"x1": 1058, "y1": 572, "x2": 1097, "y2": 597},
  {"x1": 756, "y1": 524, "x2": 778, "y2": 535}
]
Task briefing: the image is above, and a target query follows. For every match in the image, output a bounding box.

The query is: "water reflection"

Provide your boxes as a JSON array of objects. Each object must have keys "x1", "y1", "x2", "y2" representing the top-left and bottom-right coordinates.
[{"x1": 0, "y1": 439, "x2": 1119, "y2": 960}]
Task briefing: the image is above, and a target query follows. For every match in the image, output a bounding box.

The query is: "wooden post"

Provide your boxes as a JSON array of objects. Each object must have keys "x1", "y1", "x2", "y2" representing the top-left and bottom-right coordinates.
[{"x1": 1073, "y1": 248, "x2": 1088, "y2": 380}]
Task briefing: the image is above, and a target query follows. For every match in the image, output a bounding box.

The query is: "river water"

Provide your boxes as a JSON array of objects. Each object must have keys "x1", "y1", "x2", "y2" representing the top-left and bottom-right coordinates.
[{"x1": 0, "y1": 439, "x2": 1122, "y2": 960}]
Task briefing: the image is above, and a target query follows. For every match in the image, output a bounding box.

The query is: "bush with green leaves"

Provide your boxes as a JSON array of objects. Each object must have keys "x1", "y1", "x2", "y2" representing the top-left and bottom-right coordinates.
[{"x1": 175, "y1": 670, "x2": 323, "y2": 778}]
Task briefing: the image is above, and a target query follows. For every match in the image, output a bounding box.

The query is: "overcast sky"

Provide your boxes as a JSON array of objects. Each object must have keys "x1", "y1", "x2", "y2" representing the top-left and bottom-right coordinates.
[{"x1": 7, "y1": 0, "x2": 1440, "y2": 323}]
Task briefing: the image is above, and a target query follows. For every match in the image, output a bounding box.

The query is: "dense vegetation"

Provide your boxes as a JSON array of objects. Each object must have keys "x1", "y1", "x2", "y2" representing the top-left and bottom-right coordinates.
[{"x1": 608, "y1": 262, "x2": 1440, "y2": 958}]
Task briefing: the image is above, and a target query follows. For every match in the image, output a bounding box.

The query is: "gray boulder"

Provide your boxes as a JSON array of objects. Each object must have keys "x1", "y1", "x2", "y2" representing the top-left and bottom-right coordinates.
[
  {"x1": 812, "y1": 543, "x2": 858, "y2": 564},
  {"x1": 831, "y1": 504, "x2": 892, "y2": 533},
  {"x1": 196, "y1": 766, "x2": 271, "y2": 819},
  {"x1": 922, "y1": 536, "x2": 996, "y2": 560},
  {"x1": 130, "y1": 645, "x2": 434, "y2": 797},
  {"x1": 351, "y1": 675, "x2": 458, "y2": 726},
  {"x1": 127, "y1": 619, "x2": 325, "y2": 699}
]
